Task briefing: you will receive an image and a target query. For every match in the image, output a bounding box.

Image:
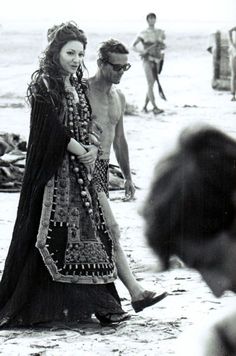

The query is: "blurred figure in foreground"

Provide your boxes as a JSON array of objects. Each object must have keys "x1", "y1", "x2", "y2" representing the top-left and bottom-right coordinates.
[
  {"x1": 143, "y1": 126, "x2": 236, "y2": 354},
  {"x1": 229, "y1": 26, "x2": 236, "y2": 101},
  {"x1": 132, "y1": 12, "x2": 166, "y2": 114}
]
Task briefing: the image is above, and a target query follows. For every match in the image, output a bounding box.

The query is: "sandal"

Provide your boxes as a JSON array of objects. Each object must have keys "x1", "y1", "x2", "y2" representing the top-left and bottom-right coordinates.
[
  {"x1": 131, "y1": 290, "x2": 167, "y2": 313},
  {"x1": 95, "y1": 312, "x2": 131, "y2": 326}
]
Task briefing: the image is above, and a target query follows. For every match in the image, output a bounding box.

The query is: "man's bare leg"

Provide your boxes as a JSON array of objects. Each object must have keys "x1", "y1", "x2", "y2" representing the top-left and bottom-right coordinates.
[
  {"x1": 115, "y1": 242, "x2": 146, "y2": 301},
  {"x1": 98, "y1": 191, "x2": 167, "y2": 309},
  {"x1": 115, "y1": 242, "x2": 167, "y2": 312}
]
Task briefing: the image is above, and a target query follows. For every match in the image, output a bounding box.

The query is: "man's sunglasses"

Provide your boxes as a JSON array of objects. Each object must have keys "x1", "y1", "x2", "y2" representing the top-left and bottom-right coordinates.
[{"x1": 105, "y1": 61, "x2": 131, "y2": 72}]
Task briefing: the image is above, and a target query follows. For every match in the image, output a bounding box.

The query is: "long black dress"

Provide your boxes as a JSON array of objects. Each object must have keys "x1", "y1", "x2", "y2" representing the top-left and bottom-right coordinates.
[{"x1": 0, "y1": 75, "x2": 124, "y2": 327}]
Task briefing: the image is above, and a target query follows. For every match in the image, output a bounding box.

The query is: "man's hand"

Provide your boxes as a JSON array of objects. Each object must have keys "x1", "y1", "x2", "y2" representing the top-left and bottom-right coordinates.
[{"x1": 124, "y1": 179, "x2": 136, "y2": 201}]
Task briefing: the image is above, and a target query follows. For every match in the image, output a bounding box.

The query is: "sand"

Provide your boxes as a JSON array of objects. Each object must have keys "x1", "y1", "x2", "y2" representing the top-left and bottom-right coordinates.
[{"x1": 0, "y1": 23, "x2": 236, "y2": 355}]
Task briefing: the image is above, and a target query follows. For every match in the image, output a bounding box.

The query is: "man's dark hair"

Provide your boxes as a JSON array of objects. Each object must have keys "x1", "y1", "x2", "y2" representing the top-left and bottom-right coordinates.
[
  {"x1": 146, "y1": 13, "x2": 157, "y2": 21},
  {"x1": 142, "y1": 126, "x2": 236, "y2": 268},
  {"x1": 98, "y1": 39, "x2": 129, "y2": 62}
]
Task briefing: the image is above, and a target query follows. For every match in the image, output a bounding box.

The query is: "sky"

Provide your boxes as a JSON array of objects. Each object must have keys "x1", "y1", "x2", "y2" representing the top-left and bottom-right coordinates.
[{"x1": 1, "y1": 0, "x2": 235, "y2": 31}]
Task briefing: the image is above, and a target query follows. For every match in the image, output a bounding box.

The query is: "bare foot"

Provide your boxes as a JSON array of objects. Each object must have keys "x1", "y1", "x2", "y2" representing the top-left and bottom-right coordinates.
[{"x1": 153, "y1": 107, "x2": 164, "y2": 115}]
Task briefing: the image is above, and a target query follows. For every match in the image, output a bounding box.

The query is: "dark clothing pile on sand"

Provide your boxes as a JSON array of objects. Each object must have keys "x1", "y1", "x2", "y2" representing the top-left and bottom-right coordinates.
[
  {"x1": 0, "y1": 133, "x2": 127, "y2": 193},
  {"x1": 0, "y1": 133, "x2": 26, "y2": 192}
]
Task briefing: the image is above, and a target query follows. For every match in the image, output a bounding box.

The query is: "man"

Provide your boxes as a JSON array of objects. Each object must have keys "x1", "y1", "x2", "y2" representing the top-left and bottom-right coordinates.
[
  {"x1": 88, "y1": 39, "x2": 167, "y2": 314},
  {"x1": 229, "y1": 26, "x2": 236, "y2": 101},
  {"x1": 132, "y1": 12, "x2": 166, "y2": 114},
  {"x1": 142, "y1": 126, "x2": 236, "y2": 354}
]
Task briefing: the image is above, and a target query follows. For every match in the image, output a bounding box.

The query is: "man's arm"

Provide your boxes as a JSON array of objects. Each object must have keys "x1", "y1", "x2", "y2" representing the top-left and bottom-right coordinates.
[{"x1": 113, "y1": 92, "x2": 135, "y2": 200}]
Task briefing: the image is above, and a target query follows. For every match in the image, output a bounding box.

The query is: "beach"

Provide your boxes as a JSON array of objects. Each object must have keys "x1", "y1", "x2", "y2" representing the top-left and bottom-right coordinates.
[{"x1": 0, "y1": 20, "x2": 236, "y2": 355}]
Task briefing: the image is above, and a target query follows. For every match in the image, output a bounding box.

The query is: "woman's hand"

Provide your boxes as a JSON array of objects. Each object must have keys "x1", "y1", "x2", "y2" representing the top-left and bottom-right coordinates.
[
  {"x1": 89, "y1": 133, "x2": 101, "y2": 147},
  {"x1": 78, "y1": 145, "x2": 98, "y2": 165},
  {"x1": 84, "y1": 162, "x2": 95, "y2": 181}
]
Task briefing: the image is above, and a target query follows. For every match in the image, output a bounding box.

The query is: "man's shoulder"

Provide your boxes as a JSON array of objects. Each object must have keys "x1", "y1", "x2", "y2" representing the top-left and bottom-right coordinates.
[
  {"x1": 87, "y1": 76, "x2": 93, "y2": 86},
  {"x1": 116, "y1": 88, "x2": 126, "y2": 106},
  {"x1": 116, "y1": 88, "x2": 125, "y2": 98},
  {"x1": 87, "y1": 76, "x2": 101, "y2": 95},
  {"x1": 87, "y1": 76, "x2": 95, "y2": 90}
]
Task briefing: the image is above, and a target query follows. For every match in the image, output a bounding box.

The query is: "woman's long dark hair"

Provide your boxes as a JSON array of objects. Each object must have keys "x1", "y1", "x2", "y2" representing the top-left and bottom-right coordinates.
[{"x1": 27, "y1": 22, "x2": 87, "y2": 107}]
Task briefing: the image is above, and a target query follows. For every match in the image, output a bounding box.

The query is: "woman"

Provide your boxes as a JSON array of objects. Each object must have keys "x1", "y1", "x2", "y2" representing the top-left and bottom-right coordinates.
[
  {"x1": 0, "y1": 22, "x2": 129, "y2": 327},
  {"x1": 132, "y1": 13, "x2": 166, "y2": 114}
]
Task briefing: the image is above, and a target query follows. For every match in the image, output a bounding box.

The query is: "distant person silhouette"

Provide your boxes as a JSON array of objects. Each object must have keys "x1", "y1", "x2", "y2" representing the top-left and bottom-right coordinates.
[{"x1": 132, "y1": 12, "x2": 166, "y2": 114}]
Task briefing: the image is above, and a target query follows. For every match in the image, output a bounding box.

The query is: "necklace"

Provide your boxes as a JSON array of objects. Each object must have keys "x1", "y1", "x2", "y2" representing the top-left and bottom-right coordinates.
[
  {"x1": 65, "y1": 85, "x2": 79, "y2": 103},
  {"x1": 65, "y1": 80, "x2": 95, "y2": 219}
]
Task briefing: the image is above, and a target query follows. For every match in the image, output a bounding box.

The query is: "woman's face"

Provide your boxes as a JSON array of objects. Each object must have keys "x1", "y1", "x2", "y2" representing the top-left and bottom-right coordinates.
[
  {"x1": 59, "y1": 40, "x2": 84, "y2": 75},
  {"x1": 147, "y1": 16, "x2": 156, "y2": 27}
]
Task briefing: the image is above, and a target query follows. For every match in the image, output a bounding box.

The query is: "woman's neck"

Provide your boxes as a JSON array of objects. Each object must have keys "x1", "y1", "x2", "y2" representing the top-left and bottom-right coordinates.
[
  {"x1": 64, "y1": 75, "x2": 71, "y2": 86},
  {"x1": 63, "y1": 75, "x2": 79, "y2": 102}
]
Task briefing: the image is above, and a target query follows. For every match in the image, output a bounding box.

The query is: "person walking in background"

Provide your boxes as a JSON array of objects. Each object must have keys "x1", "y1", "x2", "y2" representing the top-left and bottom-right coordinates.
[
  {"x1": 142, "y1": 126, "x2": 236, "y2": 354},
  {"x1": 88, "y1": 39, "x2": 167, "y2": 313},
  {"x1": 132, "y1": 12, "x2": 166, "y2": 114},
  {"x1": 0, "y1": 22, "x2": 131, "y2": 328},
  {"x1": 229, "y1": 26, "x2": 236, "y2": 101}
]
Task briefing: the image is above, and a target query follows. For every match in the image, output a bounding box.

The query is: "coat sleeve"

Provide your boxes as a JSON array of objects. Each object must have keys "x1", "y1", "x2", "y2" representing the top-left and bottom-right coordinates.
[
  {"x1": 0, "y1": 88, "x2": 71, "y2": 311},
  {"x1": 26, "y1": 93, "x2": 71, "y2": 190}
]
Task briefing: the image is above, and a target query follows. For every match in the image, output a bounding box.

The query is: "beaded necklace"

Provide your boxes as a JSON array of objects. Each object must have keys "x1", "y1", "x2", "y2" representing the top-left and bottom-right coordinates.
[{"x1": 65, "y1": 79, "x2": 95, "y2": 220}]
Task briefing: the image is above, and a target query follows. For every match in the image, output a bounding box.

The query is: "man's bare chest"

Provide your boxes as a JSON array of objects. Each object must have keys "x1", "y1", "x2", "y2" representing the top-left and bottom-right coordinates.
[{"x1": 89, "y1": 90, "x2": 122, "y2": 126}]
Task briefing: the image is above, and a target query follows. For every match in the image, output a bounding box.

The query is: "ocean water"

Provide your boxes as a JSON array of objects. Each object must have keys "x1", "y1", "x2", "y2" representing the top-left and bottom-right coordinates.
[
  {"x1": 0, "y1": 19, "x2": 227, "y2": 139},
  {"x1": 0, "y1": 20, "x2": 214, "y2": 102}
]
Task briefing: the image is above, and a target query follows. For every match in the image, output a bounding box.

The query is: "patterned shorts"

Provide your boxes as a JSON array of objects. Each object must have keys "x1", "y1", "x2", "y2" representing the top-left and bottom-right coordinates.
[{"x1": 93, "y1": 159, "x2": 109, "y2": 197}]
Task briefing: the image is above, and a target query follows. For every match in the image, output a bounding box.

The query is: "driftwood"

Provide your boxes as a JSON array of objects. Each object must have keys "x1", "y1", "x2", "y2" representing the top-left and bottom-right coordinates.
[
  {"x1": 0, "y1": 133, "x2": 130, "y2": 193},
  {"x1": 208, "y1": 31, "x2": 230, "y2": 90}
]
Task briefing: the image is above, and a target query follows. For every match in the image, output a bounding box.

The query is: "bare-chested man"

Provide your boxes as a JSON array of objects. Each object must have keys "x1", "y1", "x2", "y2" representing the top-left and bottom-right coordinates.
[
  {"x1": 88, "y1": 39, "x2": 167, "y2": 314},
  {"x1": 229, "y1": 26, "x2": 236, "y2": 101}
]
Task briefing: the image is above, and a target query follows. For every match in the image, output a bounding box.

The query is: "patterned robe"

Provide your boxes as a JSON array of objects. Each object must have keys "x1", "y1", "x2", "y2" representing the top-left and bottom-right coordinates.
[{"x1": 0, "y1": 75, "x2": 124, "y2": 327}]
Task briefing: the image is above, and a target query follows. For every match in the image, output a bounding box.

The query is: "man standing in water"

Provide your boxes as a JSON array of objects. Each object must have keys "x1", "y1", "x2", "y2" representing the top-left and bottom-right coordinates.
[
  {"x1": 88, "y1": 39, "x2": 167, "y2": 313},
  {"x1": 132, "y1": 12, "x2": 166, "y2": 114}
]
